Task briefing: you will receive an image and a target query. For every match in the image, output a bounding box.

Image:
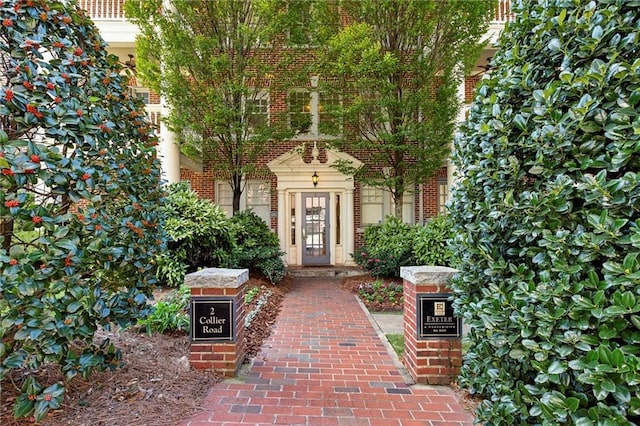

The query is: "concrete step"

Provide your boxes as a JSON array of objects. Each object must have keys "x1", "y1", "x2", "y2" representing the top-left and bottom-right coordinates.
[{"x1": 285, "y1": 266, "x2": 364, "y2": 278}]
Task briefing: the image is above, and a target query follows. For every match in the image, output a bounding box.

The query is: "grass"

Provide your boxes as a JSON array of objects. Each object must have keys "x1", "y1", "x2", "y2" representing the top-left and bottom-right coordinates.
[
  {"x1": 385, "y1": 334, "x2": 471, "y2": 358},
  {"x1": 385, "y1": 334, "x2": 404, "y2": 358}
]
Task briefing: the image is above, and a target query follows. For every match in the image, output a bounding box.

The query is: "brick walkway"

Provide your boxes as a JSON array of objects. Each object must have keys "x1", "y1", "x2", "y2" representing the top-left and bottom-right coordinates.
[{"x1": 180, "y1": 278, "x2": 474, "y2": 426}]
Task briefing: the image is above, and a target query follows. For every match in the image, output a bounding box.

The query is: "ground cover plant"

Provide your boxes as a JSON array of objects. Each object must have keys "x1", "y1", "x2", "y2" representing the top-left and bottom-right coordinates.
[
  {"x1": 136, "y1": 286, "x2": 190, "y2": 335},
  {"x1": 449, "y1": 0, "x2": 640, "y2": 424},
  {"x1": 357, "y1": 279, "x2": 404, "y2": 311},
  {"x1": 343, "y1": 274, "x2": 403, "y2": 313},
  {"x1": 0, "y1": 0, "x2": 166, "y2": 421}
]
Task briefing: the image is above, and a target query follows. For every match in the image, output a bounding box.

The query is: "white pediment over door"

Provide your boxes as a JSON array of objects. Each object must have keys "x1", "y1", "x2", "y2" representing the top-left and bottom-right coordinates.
[{"x1": 267, "y1": 145, "x2": 362, "y2": 190}]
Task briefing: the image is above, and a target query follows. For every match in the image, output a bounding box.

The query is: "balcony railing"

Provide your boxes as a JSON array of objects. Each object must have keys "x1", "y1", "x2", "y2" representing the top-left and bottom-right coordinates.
[
  {"x1": 79, "y1": 0, "x2": 125, "y2": 20},
  {"x1": 81, "y1": 0, "x2": 512, "y2": 25},
  {"x1": 491, "y1": 0, "x2": 513, "y2": 25}
]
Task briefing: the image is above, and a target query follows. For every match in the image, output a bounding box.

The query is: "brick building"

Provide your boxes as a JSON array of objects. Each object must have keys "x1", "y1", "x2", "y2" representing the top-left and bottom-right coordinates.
[{"x1": 81, "y1": 0, "x2": 510, "y2": 267}]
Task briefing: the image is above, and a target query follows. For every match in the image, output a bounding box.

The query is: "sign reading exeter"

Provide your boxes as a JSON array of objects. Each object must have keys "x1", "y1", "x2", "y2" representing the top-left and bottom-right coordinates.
[
  {"x1": 190, "y1": 297, "x2": 234, "y2": 342},
  {"x1": 417, "y1": 293, "x2": 461, "y2": 339}
]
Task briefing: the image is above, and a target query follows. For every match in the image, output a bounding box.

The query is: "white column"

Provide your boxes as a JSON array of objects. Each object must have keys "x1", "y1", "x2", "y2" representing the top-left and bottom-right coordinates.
[
  {"x1": 345, "y1": 189, "x2": 355, "y2": 265},
  {"x1": 456, "y1": 77, "x2": 467, "y2": 124},
  {"x1": 447, "y1": 159, "x2": 457, "y2": 201},
  {"x1": 310, "y1": 75, "x2": 319, "y2": 136},
  {"x1": 448, "y1": 70, "x2": 466, "y2": 201},
  {"x1": 158, "y1": 0, "x2": 181, "y2": 183},
  {"x1": 277, "y1": 189, "x2": 287, "y2": 264},
  {"x1": 158, "y1": 105, "x2": 181, "y2": 183}
]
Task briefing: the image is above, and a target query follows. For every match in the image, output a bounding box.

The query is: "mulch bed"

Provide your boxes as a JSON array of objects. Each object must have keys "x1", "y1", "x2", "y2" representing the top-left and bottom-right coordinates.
[{"x1": 0, "y1": 275, "x2": 290, "y2": 426}]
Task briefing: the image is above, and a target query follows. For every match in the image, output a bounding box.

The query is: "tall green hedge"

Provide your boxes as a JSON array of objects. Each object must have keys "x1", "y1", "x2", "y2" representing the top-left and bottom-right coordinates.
[
  {"x1": 449, "y1": 1, "x2": 640, "y2": 424},
  {"x1": 0, "y1": 0, "x2": 165, "y2": 420}
]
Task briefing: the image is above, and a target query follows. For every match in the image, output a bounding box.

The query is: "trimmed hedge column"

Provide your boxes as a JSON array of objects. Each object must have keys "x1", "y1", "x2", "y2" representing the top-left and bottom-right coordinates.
[
  {"x1": 184, "y1": 268, "x2": 248, "y2": 377},
  {"x1": 401, "y1": 266, "x2": 462, "y2": 385}
]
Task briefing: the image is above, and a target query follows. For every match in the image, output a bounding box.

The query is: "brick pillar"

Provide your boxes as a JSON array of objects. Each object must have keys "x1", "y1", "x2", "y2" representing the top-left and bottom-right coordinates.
[
  {"x1": 401, "y1": 266, "x2": 462, "y2": 385},
  {"x1": 184, "y1": 268, "x2": 248, "y2": 378}
]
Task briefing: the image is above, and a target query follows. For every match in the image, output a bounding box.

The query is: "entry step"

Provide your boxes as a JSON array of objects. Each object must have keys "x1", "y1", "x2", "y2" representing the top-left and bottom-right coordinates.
[{"x1": 285, "y1": 266, "x2": 364, "y2": 278}]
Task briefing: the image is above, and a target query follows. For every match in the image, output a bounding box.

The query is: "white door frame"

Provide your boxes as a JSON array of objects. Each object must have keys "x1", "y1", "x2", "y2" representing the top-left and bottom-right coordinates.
[{"x1": 268, "y1": 146, "x2": 361, "y2": 266}]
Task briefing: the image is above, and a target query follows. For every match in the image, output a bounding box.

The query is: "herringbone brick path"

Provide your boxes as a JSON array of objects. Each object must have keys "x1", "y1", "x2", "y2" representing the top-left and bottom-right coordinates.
[{"x1": 180, "y1": 278, "x2": 473, "y2": 426}]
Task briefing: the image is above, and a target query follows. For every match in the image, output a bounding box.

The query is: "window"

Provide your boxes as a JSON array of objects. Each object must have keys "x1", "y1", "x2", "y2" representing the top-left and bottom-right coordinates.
[
  {"x1": 246, "y1": 181, "x2": 270, "y2": 225},
  {"x1": 216, "y1": 181, "x2": 234, "y2": 218},
  {"x1": 361, "y1": 185, "x2": 414, "y2": 225},
  {"x1": 245, "y1": 91, "x2": 269, "y2": 131},
  {"x1": 438, "y1": 178, "x2": 449, "y2": 215},
  {"x1": 288, "y1": 90, "x2": 312, "y2": 133},
  {"x1": 215, "y1": 180, "x2": 271, "y2": 226},
  {"x1": 394, "y1": 191, "x2": 414, "y2": 225},
  {"x1": 318, "y1": 91, "x2": 341, "y2": 135},
  {"x1": 335, "y1": 194, "x2": 341, "y2": 245},
  {"x1": 290, "y1": 194, "x2": 296, "y2": 245},
  {"x1": 361, "y1": 186, "x2": 384, "y2": 225},
  {"x1": 131, "y1": 87, "x2": 150, "y2": 105},
  {"x1": 288, "y1": 88, "x2": 341, "y2": 137}
]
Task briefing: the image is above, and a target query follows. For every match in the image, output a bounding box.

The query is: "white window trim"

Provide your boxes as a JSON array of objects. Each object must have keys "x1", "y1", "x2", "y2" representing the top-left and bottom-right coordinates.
[
  {"x1": 361, "y1": 184, "x2": 414, "y2": 225},
  {"x1": 215, "y1": 179, "x2": 271, "y2": 226},
  {"x1": 288, "y1": 85, "x2": 341, "y2": 140},
  {"x1": 244, "y1": 90, "x2": 270, "y2": 133}
]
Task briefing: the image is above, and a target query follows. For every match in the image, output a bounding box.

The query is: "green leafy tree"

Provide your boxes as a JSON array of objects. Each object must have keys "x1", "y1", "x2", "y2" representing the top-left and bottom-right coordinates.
[
  {"x1": 317, "y1": 0, "x2": 495, "y2": 218},
  {"x1": 449, "y1": 1, "x2": 640, "y2": 424},
  {"x1": 125, "y1": 0, "x2": 296, "y2": 213},
  {"x1": 0, "y1": 0, "x2": 166, "y2": 420}
]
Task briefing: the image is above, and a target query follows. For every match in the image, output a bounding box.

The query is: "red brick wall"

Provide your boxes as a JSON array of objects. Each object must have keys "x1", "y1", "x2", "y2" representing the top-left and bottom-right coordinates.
[
  {"x1": 465, "y1": 74, "x2": 483, "y2": 103},
  {"x1": 169, "y1": 20, "x2": 482, "y2": 258},
  {"x1": 403, "y1": 270, "x2": 462, "y2": 385},
  {"x1": 189, "y1": 283, "x2": 247, "y2": 377}
]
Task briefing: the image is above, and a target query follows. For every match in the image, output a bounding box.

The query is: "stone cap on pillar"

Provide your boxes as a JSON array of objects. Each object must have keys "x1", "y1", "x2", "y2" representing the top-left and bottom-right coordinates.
[
  {"x1": 184, "y1": 268, "x2": 249, "y2": 289},
  {"x1": 400, "y1": 266, "x2": 458, "y2": 285}
]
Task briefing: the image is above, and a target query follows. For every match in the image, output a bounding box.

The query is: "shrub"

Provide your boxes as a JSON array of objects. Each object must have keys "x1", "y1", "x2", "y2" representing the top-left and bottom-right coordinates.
[
  {"x1": 0, "y1": 1, "x2": 166, "y2": 420},
  {"x1": 157, "y1": 187, "x2": 285, "y2": 285},
  {"x1": 353, "y1": 216, "x2": 416, "y2": 277},
  {"x1": 413, "y1": 215, "x2": 454, "y2": 267},
  {"x1": 449, "y1": 1, "x2": 640, "y2": 424},
  {"x1": 226, "y1": 210, "x2": 285, "y2": 284},
  {"x1": 157, "y1": 182, "x2": 235, "y2": 286},
  {"x1": 137, "y1": 287, "x2": 190, "y2": 335}
]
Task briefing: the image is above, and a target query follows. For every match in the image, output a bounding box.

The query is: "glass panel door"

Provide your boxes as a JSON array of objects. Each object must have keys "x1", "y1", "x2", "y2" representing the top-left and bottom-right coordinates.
[{"x1": 302, "y1": 193, "x2": 330, "y2": 265}]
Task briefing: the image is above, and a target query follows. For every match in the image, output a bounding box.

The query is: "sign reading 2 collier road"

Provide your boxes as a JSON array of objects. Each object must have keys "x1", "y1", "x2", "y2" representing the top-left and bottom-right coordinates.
[
  {"x1": 417, "y1": 293, "x2": 461, "y2": 339},
  {"x1": 190, "y1": 297, "x2": 235, "y2": 342}
]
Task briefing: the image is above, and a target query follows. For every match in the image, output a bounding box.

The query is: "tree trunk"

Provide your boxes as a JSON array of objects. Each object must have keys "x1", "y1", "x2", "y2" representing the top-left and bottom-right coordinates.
[
  {"x1": 232, "y1": 188, "x2": 242, "y2": 214},
  {"x1": 231, "y1": 172, "x2": 243, "y2": 214},
  {"x1": 394, "y1": 195, "x2": 403, "y2": 219},
  {"x1": 0, "y1": 218, "x2": 14, "y2": 252}
]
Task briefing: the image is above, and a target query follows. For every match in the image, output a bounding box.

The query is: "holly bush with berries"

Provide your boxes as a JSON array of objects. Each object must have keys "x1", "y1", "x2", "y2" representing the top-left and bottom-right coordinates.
[{"x1": 0, "y1": 0, "x2": 166, "y2": 421}]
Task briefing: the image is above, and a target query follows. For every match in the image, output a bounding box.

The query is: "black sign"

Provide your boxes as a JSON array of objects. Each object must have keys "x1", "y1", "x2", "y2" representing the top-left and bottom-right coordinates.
[
  {"x1": 417, "y1": 294, "x2": 461, "y2": 339},
  {"x1": 190, "y1": 297, "x2": 235, "y2": 342}
]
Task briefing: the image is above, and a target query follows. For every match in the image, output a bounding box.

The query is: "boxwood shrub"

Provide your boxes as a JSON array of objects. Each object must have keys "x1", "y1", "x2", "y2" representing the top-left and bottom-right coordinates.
[{"x1": 449, "y1": 1, "x2": 640, "y2": 424}]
